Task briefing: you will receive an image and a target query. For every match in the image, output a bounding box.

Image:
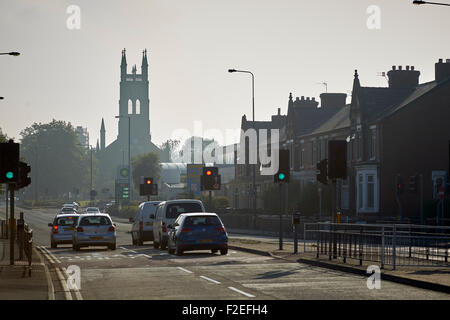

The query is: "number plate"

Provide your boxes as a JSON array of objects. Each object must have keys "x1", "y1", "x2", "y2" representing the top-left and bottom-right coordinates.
[
  {"x1": 89, "y1": 236, "x2": 103, "y2": 240},
  {"x1": 65, "y1": 227, "x2": 74, "y2": 231},
  {"x1": 145, "y1": 222, "x2": 153, "y2": 226},
  {"x1": 198, "y1": 239, "x2": 212, "y2": 243}
]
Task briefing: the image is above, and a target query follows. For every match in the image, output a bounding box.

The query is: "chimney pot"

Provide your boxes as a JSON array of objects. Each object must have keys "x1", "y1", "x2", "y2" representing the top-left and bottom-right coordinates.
[
  {"x1": 446, "y1": 59, "x2": 450, "y2": 63},
  {"x1": 301, "y1": 96, "x2": 304, "y2": 100},
  {"x1": 278, "y1": 108, "x2": 280, "y2": 115},
  {"x1": 406, "y1": 66, "x2": 410, "y2": 70},
  {"x1": 398, "y1": 66, "x2": 402, "y2": 70},
  {"x1": 439, "y1": 58, "x2": 443, "y2": 63},
  {"x1": 411, "y1": 66, "x2": 415, "y2": 70},
  {"x1": 295, "y1": 97, "x2": 299, "y2": 101},
  {"x1": 392, "y1": 66, "x2": 396, "y2": 70},
  {"x1": 306, "y1": 97, "x2": 310, "y2": 101}
]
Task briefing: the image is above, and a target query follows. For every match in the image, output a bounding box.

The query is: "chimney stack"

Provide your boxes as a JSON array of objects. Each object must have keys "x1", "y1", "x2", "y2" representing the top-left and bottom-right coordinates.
[
  {"x1": 320, "y1": 93, "x2": 347, "y2": 108},
  {"x1": 387, "y1": 65, "x2": 420, "y2": 89},
  {"x1": 435, "y1": 58, "x2": 450, "y2": 83}
]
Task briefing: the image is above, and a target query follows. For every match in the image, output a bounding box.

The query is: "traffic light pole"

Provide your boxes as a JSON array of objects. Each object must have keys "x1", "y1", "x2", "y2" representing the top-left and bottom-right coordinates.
[
  {"x1": 279, "y1": 182, "x2": 283, "y2": 250},
  {"x1": 9, "y1": 184, "x2": 14, "y2": 265},
  {"x1": 5, "y1": 184, "x2": 8, "y2": 238}
]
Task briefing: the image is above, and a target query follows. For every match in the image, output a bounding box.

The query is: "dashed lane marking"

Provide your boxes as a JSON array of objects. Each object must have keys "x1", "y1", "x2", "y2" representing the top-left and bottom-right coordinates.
[
  {"x1": 228, "y1": 286, "x2": 255, "y2": 298},
  {"x1": 200, "y1": 276, "x2": 221, "y2": 284},
  {"x1": 177, "y1": 267, "x2": 193, "y2": 274}
]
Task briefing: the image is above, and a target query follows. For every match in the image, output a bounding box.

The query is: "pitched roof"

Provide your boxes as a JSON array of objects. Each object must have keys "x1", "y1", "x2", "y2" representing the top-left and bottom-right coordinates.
[
  {"x1": 288, "y1": 105, "x2": 342, "y2": 136},
  {"x1": 308, "y1": 105, "x2": 351, "y2": 136}
]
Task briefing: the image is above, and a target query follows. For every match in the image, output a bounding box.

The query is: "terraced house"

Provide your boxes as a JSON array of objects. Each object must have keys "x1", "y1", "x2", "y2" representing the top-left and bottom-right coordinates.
[{"x1": 286, "y1": 60, "x2": 450, "y2": 222}]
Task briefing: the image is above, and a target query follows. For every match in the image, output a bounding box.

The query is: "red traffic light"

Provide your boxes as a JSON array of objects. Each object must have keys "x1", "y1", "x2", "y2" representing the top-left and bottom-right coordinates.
[
  {"x1": 146, "y1": 179, "x2": 152, "y2": 184},
  {"x1": 206, "y1": 170, "x2": 212, "y2": 176}
]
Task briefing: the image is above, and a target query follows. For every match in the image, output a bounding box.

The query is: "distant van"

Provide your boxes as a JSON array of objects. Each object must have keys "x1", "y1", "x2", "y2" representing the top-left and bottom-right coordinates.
[
  {"x1": 130, "y1": 201, "x2": 161, "y2": 245},
  {"x1": 152, "y1": 200, "x2": 205, "y2": 250}
]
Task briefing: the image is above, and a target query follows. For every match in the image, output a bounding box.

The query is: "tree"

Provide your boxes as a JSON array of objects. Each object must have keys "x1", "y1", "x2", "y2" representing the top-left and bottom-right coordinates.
[
  {"x1": 131, "y1": 152, "x2": 161, "y2": 190},
  {"x1": 20, "y1": 120, "x2": 92, "y2": 200},
  {"x1": 159, "y1": 139, "x2": 180, "y2": 162}
]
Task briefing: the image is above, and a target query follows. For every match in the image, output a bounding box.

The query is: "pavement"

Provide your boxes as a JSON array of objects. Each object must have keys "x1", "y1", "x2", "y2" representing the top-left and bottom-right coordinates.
[
  {"x1": 227, "y1": 232, "x2": 450, "y2": 294},
  {"x1": 0, "y1": 237, "x2": 49, "y2": 300}
]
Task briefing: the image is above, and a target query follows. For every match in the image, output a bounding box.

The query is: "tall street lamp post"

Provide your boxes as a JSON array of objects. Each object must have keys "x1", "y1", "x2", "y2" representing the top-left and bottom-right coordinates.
[
  {"x1": 228, "y1": 68, "x2": 257, "y2": 221},
  {"x1": 116, "y1": 115, "x2": 131, "y2": 201},
  {"x1": 413, "y1": 1, "x2": 450, "y2": 6}
]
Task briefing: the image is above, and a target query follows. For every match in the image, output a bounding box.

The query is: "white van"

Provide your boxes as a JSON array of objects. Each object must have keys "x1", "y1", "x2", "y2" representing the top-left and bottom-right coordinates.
[
  {"x1": 130, "y1": 201, "x2": 161, "y2": 245},
  {"x1": 153, "y1": 199, "x2": 205, "y2": 250}
]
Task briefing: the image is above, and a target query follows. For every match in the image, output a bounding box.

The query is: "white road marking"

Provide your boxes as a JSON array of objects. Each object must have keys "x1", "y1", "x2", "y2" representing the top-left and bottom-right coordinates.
[
  {"x1": 177, "y1": 267, "x2": 193, "y2": 274},
  {"x1": 200, "y1": 276, "x2": 221, "y2": 284},
  {"x1": 228, "y1": 286, "x2": 255, "y2": 298}
]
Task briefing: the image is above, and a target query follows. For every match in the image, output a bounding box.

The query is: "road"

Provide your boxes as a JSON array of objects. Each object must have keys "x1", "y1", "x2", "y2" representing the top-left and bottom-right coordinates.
[{"x1": 3, "y1": 204, "x2": 450, "y2": 300}]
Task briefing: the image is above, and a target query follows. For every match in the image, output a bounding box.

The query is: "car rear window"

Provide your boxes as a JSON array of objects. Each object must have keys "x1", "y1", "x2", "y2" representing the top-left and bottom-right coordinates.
[
  {"x1": 143, "y1": 203, "x2": 158, "y2": 216},
  {"x1": 56, "y1": 216, "x2": 78, "y2": 226},
  {"x1": 166, "y1": 203, "x2": 203, "y2": 219},
  {"x1": 79, "y1": 216, "x2": 111, "y2": 226},
  {"x1": 183, "y1": 216, "x2": 221, "y2": 227}
]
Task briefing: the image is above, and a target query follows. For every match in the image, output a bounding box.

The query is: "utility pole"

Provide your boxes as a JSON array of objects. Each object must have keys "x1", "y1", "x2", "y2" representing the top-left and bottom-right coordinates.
[
  {"x1": 5, "y1": 184, "x2": 8, "y2": 238},
  {"x1": 9, "y1": 184, "x2": 15, "y2": 265},
  {"x1": 279, "y1": 182, "x2": 283, "y2": 250}
]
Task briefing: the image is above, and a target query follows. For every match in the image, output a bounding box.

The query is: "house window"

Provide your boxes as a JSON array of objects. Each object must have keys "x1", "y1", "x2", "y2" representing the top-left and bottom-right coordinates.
[
  {"x1": 312, "y1": 141, "x2": 316, "y2": 165},
  {"x1": 358, "y1": 174, "x2": 364, "y2": 209},
  {"x1": 367, "y1": 175, "x2": 375, "y2": 208},
  {"x1": 370, "y1": 127, "x2": 376, "y2": 160},
  {"x1": 356, "y1": 168, "x2": 379, "y2": 213},
  {"x1": 357, "y1": 129, "x2": 362, "y2": 160},
  {"x1": 318, "y1": 139, "x2": 322, "y2": 161},
  {"x1": 300, "y1": 142, "x2": 304, "y2": 168}
]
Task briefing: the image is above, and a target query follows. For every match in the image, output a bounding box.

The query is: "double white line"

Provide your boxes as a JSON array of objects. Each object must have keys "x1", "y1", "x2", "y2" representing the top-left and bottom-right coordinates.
[{"x1": 37, "y1": 246, "x2": 83, "y2": 300}]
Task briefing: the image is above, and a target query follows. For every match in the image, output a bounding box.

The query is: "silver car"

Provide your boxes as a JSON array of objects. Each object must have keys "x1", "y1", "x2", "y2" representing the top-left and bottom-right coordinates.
[
  {"x1": 49, "y1": 214, "x2": 80, "y2": 248},
  {"x1": 72, "y1": 213, "x2": 116, "y2": 251}
]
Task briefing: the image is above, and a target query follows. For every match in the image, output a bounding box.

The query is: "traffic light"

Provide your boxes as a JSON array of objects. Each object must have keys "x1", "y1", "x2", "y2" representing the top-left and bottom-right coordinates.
[
  {"x1": 316, "y1": 159, "x2": 328, "y2": 185},
  {"x1": 201, "y1": 167, "x2": 221, "y2": 190},
  {"x1": 395, "y1": 174, "x2": 404, "y2": 195},
  {"x1": 16, "y1": 161, "x2": 31, "y2": 189},
  {"x1": 140, "y1": 177, "x2": 158, "y2": 196},
  {"x1": 274, "y1": 149, "x2": 290, "y2": 183},
  {"x1": 328, "y1": 141, "x2": 347, "y2": 180},
  {"x1": 408, "y1": 175, "x2": 417, "y2": 193},
  {"x1": 0, "y1": 141, "x2": 19, "y2": 183}
]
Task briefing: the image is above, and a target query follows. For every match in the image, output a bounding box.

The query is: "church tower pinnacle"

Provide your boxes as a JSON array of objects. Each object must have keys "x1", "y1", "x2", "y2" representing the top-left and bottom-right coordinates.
[{"x1": 100, "y1": 118, "x2": 105, "y2": 150}]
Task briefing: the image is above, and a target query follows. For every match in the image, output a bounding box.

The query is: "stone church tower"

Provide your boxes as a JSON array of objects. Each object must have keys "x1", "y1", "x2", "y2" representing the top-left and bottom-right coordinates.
[{"x1": 97, "y1": 49, "x2": 169, "y2": 193}]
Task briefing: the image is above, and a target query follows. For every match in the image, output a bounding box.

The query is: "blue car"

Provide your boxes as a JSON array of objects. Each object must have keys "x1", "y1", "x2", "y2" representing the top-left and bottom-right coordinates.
[{"x1": 167, "y1": 213, "x2": 228, "y2": 256}]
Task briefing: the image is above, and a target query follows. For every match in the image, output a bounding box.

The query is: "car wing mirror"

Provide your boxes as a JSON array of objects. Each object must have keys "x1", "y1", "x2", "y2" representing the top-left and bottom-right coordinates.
[
  {"x1": 48, "y1": 223, "x2": 53, "y2": 227},
  {"x1": 150, "y1": 214, "x2": 155, "y2": 219}
]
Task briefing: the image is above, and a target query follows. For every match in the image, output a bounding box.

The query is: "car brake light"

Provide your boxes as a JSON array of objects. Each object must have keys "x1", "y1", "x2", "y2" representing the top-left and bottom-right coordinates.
[
  {"x1": 76, "y1": 227, "x2": 84, "y2": 232},
  {"x1": 53, "y1": 225, "x2": 58, "y2": 234},
  {"x1": 108, "y1": 226, "x2": 115, "y2": 232},
  {"x1": 215, "y1": 227, "x2": 226, "y2": 233},
  {"x1": 180, "y1": 228, "x2": 192, "y2": 233}
]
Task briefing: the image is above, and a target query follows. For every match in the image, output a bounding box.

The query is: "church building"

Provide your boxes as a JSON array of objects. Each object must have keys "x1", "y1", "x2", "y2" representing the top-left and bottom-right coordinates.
[{"x1": 97, "y1": 49, "x2": 169, "y2": 191}]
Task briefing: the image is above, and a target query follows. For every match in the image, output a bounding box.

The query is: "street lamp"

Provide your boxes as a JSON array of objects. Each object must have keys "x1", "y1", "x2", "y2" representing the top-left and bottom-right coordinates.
[
  {"x1": 0, "y1": 52, "x2": 20, "y2": 56},
  {"x1": 228, "y1": 68, "x2": 257, "y2": 219},
  {"x1": 116, "y1": 115, "x2": 131, "y2": 201},
  {"x1": 413, "y1": 0, "x2": 450, "y2": 6}
]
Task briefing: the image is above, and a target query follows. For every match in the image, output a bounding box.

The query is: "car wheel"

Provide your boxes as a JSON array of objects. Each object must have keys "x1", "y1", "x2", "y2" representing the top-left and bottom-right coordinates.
[
  {"x1": 75, "y1": 245, "x2": 80, "y2": 252},
  {"x1": 168, "y1": 247, "x2": 175, "y2": 254},
  {"x1": 175, "y1": 245, "x2": 183, "y2": 256},
  {"x1": 160, "y1": 241, "x2": 167, "y2": 250},
  {"x1": 220, "y1": 248, "x2": 228, "y2": 255},
  {"x1": 132, "y1": 234, "x2": 137, "y2": 246},
  {"x1": 211, "y1": 249, "x2": 218, "y2": 254},
  {"x1": 153, "y1": 240, "x2": 160, "y2": 248},
  {"x1": 51, "y1": 240, "x2": 57, "y2": 249},
  {"x1": 109, "y1": 243, "x2": 116, "y2": 250},
  {"x1": 138, "y1": 238, "x2": 143, "y2": 246}
]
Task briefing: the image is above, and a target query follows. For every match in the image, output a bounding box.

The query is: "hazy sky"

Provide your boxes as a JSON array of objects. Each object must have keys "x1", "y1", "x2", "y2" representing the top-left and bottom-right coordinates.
[{"x1": 1, "y1": 0, "x2": 449, "y2": 147}]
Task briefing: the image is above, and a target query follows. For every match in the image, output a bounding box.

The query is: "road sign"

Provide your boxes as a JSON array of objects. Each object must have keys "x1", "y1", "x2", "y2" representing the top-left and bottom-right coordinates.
[{"x1": 187, "y1": 164, "x2": 204, "y2": 196}]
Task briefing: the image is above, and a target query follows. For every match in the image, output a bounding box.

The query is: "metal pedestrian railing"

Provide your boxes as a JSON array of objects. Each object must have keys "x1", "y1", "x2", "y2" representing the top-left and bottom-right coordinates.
[{"x1": 303, "y1": 222, "x2": 450, "y2": 269}]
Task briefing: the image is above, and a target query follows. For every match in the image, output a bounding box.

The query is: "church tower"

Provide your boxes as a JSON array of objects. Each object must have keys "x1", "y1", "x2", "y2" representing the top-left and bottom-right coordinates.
[
  {"x1": 118, "y1": 49, "x2": 151, "y2": 151},
  {"x1": 100, "y1": 118, "x2": 105, "y2": 150}
]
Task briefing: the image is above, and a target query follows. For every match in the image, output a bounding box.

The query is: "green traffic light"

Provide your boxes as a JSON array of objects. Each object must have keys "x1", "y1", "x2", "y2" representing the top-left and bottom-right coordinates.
[
  {"x1": 6, "y1": 171, "x2": 13, "y2": 179},
  {"x1": 278, "y1": 173, "x2": 285, "y2": 180}
]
